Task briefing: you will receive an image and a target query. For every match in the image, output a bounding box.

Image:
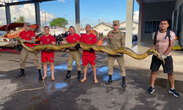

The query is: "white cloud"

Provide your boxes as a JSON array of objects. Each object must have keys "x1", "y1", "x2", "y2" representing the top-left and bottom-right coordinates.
[
  {"x1": 0, "y1": 4, "x2": 55, "y2": 25},
  {"x1": 133, "y1": 10, "x2": 139, "y2": 22},
  {"x1": 0, "y1": 0, "x2": 18, "y2": 3}
]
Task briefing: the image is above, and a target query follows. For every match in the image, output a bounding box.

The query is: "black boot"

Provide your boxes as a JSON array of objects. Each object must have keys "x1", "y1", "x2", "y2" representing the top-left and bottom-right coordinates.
[
  {"x1": 121, "y1": 76, "x2": 127, "y2": 88},
  {"x1": 106, "y1": 75, "x2": 112, "y2": 84},
  {"x1": 38, "y1": 69, "x2": 42, "y2": 81},
  {"x1": 18, "y1": 69, "x2": 25, "y2": 78},
  {"x1": 77, "y1": 71, "x2": 81, "y2": 80},
  {"x1": 65, "y1": 70, "x2": 71, "y2": 80}
]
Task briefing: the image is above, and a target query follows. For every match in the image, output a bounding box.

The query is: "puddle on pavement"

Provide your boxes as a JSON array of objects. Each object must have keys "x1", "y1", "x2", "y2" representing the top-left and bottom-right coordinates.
[
  {"x1": 97, "y1": 66, "x2": 121, "y2": 81},
  {"x1": 47, "y1": 62, "x2": 79, "y2": 76},
  {"x1": 97, "y1": 66, "x2": 108, "y2": 75},
  {"x1": 47, "y1": 82, "x2": 68, "y2": 93},
  {"x1": 47, "y1": 63, "x2": 68, "y2": 76},
  {"x1": 103, "y1": 71, "x2": 121, "y2": 81}
]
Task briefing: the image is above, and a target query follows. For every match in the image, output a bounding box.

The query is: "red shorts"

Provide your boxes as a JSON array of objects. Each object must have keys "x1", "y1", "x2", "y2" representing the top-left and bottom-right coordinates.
[
  {"x1": 41, "y1": 51, "x2": 54, "y2": 63},
  {"x1": 82, "y1": 54, "x2": 96, "y2": 66}
]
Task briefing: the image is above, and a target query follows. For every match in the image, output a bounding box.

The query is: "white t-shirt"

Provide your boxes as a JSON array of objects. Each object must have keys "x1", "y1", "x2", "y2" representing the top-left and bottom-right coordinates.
[{"x1": 152, "y1": 31, "x2": 176, "y2": 56}]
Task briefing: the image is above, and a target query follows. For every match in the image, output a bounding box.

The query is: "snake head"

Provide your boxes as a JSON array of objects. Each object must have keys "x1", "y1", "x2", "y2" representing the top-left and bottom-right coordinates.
[{"x1": 147, "y1": 49, "x2": 154, "y2": 55}]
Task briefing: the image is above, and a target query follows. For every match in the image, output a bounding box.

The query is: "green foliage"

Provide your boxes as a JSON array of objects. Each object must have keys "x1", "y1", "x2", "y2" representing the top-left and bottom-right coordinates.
[
  {"x1": 16, "y1": 16, "x2": 24, "y2": 23},
  {"x1": 50, "y1": 17, "x2": 68, "y2": 27}
]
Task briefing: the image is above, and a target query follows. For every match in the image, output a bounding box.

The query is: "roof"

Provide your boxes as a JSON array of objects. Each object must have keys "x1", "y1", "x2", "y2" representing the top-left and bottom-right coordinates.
[
  {"x1": 120, "y1": 21, "x2": 139, "y2": 25},
  {"x1": 94, "y1": 21, "x2": 138, "y2": 29},
  {"x1": 93, "y1": 22, "x2": 112, "y2": 28}
]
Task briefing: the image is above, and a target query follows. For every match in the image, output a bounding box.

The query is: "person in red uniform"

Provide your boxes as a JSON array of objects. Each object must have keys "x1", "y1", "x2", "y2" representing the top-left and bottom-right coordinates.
[
  {"x1": 80, "y1": 24, "x2": 98, "y2": 84},
  {"x1": 65, "y1": 26, "x2": 82, "y2": 80},
  {"x1": 19, "y1": 24, "x2": 42, "y2": 80},
  {"x1": 40, "y1": 26, "x2": 56, "y2": 81}
]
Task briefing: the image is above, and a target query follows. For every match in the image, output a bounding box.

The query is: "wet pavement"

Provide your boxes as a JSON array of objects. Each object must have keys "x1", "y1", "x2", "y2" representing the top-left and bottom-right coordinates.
[{"x1": 0, "y1": 51, "x2": 183, "y2": 110}]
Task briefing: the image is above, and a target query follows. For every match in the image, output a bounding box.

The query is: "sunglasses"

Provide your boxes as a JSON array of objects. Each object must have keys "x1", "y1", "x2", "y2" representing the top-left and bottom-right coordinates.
[{"x1": 113, "y1": 24, "x2": 118, "y2": 26}]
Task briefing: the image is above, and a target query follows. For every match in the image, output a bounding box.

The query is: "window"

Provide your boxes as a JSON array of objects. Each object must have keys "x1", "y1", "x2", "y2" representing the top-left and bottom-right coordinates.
[
  {"x1": 176, "y1": 3, "x2": 183, "y2": 47},
  {"x1": 177, "y1": 4, "x2": 183, "y2": 38},
  {"x1": 173, "y1": 10, "x2": 178, "y2": 32},
  {"x1": 144, "y1": 21, "x2": 160, "y2": 33}
]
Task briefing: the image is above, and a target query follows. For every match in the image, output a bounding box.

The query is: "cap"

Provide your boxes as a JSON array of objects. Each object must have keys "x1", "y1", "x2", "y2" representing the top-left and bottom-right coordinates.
[{"x1": 113, "y1": 20, "x2": 120, "y2": 25}]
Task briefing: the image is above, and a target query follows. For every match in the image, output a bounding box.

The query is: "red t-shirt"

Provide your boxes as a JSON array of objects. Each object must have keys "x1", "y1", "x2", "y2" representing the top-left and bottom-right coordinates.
[
  {"x1": 40, "y1": 34, "x2": 56, "y2": 54},
  {"x1": 40, "y1": 34, "x2": 56, "y2": 45},
  {"x1": 66, "y1": 33, "x2": 80, "y2": 43},
  {"x1": 80, "y1": 33, "x2": 97, "y2": 56},
  {"x1": 20, "y1": 30, "x2": 35, "y2": 47}
]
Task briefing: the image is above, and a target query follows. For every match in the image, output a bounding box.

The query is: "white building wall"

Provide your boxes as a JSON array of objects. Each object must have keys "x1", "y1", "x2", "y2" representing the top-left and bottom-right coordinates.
[
  {"x1": 120, "y1": 22, "x2": 139, "y2": 35},
  {"x1": 93, "y1": 24, "x2": 112, "y2": 36},
  {"x1": 50, "y1": 28, "x2": 65, "y2": 36}
]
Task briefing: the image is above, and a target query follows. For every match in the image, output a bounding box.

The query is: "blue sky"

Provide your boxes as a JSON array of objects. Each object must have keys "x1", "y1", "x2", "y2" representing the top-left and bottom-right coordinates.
[
  {"x1": 40, "y1": 0, "x2": 139, "y2": 26},
  {"x1": 0, "y1": 0, "x2": 139, "y2": 26}
]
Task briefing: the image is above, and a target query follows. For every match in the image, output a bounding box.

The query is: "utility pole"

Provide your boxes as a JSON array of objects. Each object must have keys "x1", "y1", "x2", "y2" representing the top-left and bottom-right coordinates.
[
  {"x1": 126, "y1": 0, "x2": 134, "y2": 48},
  {"x1": 75, "y1": 0, "x2": 80, "y2": 33}
]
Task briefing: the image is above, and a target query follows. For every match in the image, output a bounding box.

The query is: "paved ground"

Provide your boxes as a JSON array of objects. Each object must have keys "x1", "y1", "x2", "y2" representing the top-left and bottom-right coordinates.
[{"x1": 0, "y1": 45, "x2": 183, "y2": 110}]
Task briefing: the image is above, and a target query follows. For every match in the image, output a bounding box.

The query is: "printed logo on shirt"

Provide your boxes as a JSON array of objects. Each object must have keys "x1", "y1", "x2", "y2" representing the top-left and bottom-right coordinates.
[
  {"x1": 89, "y1": 37, "x2": 92, "y2": 40},
  {"x1": 73, "y1": 37, "x2": 76, "y2": 40},
  {"x1": 47, "y1": 38, "x2": 50, "y2": 42}
]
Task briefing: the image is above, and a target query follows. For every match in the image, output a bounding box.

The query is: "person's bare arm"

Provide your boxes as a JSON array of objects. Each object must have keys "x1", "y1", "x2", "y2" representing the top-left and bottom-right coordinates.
[
  {"x1": 52, "y1": 41, "x2": 56, "y2": 45},
  {"x1": 22, "y1": 35, "x2": 35, "y2": 43}
]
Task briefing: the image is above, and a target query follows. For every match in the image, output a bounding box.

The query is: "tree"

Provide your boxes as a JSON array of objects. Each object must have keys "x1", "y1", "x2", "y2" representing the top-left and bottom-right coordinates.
[
  {"x1": 16, "y1": 16, "x2": 24, "y2": 23},
  {"x1": 50, "y1": 17, "x2": 68, "y2": 27}
]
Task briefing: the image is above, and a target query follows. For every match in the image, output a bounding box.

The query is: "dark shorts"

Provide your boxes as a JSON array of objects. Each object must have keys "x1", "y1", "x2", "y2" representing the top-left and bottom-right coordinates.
[{"x1": 150, "y1": 55, "x2": 173, "y2": 74}]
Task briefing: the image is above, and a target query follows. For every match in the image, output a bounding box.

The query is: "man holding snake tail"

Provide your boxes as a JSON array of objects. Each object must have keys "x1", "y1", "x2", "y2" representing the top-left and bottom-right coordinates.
[{"x1": 148, "y1": 19, "x2": 180, "y2": 97}]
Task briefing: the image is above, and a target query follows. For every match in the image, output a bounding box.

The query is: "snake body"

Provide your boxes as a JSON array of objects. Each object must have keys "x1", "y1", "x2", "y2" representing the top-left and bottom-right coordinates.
[{"x1": 17, "y1": 37, "x2": 165, "y2": 63}]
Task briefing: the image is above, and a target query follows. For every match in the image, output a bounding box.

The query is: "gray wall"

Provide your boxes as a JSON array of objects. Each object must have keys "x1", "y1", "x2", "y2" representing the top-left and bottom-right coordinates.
[{"x1": 142, "y1": 1, "x2": 176, "y2": 42}]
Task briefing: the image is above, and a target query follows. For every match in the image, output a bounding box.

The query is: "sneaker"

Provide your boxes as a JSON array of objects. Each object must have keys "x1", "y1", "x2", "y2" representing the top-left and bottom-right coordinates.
[
  {"x1": 168, "y1": 89, "x2": 180, "y2": 97},
  {"x1": 17, "y1": 69, "x2": 25, "y2": 78},
  {"x1": 147, "y1": 87, "x2": 155, "y2": 95}
]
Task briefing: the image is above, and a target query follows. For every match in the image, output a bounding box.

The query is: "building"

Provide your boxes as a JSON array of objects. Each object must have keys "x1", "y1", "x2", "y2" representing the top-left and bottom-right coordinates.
[
  {"x1": 120, "y1": 21, "x2": 139, "y2": 35},
  {"x1": 93, "y1": 21, "x2": 139, "y2": 37},
  {"x1": 137, "y1": 0, "x2": 183, "y2": 48},
  {"x1": 93, "y1": 22, "x2": 112, "y2": 36},
  {"x1": 49, "y1": 27, "x2": 65, "y2": 36}
]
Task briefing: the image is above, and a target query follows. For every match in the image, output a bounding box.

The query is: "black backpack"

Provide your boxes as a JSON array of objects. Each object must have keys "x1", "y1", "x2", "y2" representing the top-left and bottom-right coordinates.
[{"x1": 153, "y1": 29, "x2": 171, "y2": 47}]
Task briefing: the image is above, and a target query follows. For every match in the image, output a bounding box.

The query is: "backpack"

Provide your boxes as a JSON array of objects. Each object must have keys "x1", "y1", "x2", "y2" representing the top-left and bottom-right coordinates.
[{"x1": 153, "y1": 29, "x2": 171, "y2": 47}]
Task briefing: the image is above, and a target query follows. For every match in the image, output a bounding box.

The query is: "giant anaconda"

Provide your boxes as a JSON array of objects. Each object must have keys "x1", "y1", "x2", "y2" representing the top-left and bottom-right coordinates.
[{"x1": 16, "y1": 37, "x2": 165, "y2": 63}]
